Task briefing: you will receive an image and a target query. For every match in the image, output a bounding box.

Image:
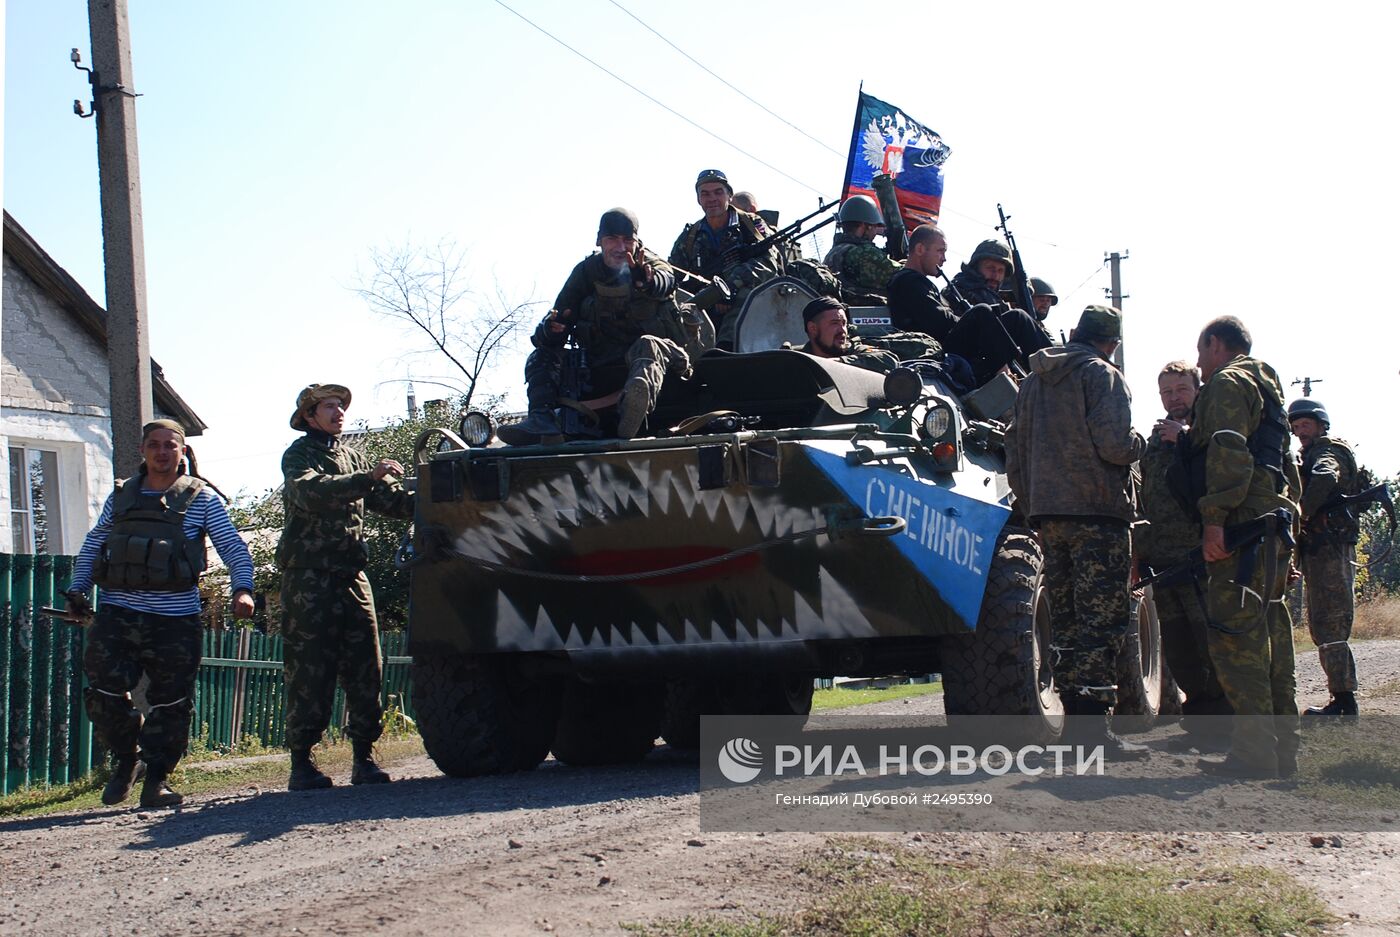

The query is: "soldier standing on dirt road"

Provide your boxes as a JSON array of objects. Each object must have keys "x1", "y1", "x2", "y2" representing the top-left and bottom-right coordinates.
[
  {"x1": 1004, "y1": 305, "x2": 1149, "y2": 759},
  {"x1": 1186, "y1": 317, "x2": 1302, "y2": 779},
  {"x1": 67, "y1": 420, "x2": 255, "y2": 808},
  {"x1": 1138, "y1": 361, "x2": 1232, "y2": 731},
  {"x1": 279, "y1": 384, "x2": 415, "y2": 790},
  {"x1": 1289, "y1": 397, "x2": 1363, "y2": 719}
]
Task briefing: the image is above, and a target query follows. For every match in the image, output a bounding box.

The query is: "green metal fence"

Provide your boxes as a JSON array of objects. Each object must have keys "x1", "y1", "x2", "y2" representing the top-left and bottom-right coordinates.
[{"x1": 1, "y1": 552, "x2": 414, "y2": 794}]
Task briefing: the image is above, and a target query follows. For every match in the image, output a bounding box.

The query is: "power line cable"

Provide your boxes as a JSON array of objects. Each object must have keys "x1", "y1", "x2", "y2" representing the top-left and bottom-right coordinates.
[
  {"x1": 605, "y1": 0, "x2": 846, "y2": 160},
  {"x1": 492, "y1": 0, "x2": 826, "y2": 195}
]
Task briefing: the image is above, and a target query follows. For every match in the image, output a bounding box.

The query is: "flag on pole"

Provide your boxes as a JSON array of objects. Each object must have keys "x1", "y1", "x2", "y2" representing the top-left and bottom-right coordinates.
[{"x1": 841, "y1": 91, "x2": 951, "y2": 230}]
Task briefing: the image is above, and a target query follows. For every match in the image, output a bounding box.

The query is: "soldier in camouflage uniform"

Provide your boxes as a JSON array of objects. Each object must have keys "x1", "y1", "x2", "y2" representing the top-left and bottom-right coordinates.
[
  {"x1": 796, "y1": 297, "x2": 900, "y2": 373},
  {"x1": 669, "y1": 169, "x2": 781, "y2": 349},
  {"x1": 822, "y1": 195, "x2": 902, "y2": 304},
  {"x1": 1188, "y1": 317, "x2": 1301, "y2": 778},
  {"x1": 278, "y1": 384, "x2": 415, "y2": 790},
  {"x1": 501, "y1": 208, "x2": 701, "y2": 445},
  {"x1": 1005, "y1": 305, "x2": 1148, "y2": 759},
  {"x1": 1139, "y1": 361, "x2": 1230, "y2": 726},
  {"x1": 67, "y1": 420, "x2": 255, "y2": 808},
  {"x1": 1289, "y1": 398, "x2": 1361, "y2": 718}
]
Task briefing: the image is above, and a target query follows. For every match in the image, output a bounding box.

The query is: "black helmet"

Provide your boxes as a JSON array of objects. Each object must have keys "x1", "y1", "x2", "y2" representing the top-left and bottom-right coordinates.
[{"x1": 1287, "y1": 398, "x2": 1330, "y2": 430}]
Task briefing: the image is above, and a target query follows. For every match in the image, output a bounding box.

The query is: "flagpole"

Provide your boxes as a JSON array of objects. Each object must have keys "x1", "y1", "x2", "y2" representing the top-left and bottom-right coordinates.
[{"x1": 839, "y1": 81, "x2": 865, "y2": 200}]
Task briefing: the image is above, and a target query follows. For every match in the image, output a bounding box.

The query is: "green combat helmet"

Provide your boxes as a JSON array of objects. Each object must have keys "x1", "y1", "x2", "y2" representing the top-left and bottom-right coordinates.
[
  {"x1": 1287, "y1": 398, "x2": 1330, "y2": 430},
  {"x1": 969, "y1": 239, "x2": 1014, "y2": 278},
  {"x1": 1029, "y1": 277, "x2": 1057, "y2": 304},
  {"x1": 838, "y1": 194, "x2": 884, "y2": 226}
]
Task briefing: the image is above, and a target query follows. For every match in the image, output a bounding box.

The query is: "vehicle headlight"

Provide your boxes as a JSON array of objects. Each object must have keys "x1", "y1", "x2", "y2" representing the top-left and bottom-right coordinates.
[
  {"x1": 458, "y1": 411, "x2": 496, "y2": 447},
  {"x1": 922, "y1": 402, "x2": 953, "y2": 439},
  {"x1": 882, "y1": 367, "x2": 923, "y2": 406}
]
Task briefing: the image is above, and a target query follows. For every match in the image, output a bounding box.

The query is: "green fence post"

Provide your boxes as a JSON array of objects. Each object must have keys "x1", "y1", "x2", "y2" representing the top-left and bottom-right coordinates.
[
  {"x1": 8, "y1": 554, "x2": 35, "y2": 793},
  {"x1": 32, "y1": 555, "x2": 55, "y2": 785},
  {"x1": 0, "y1": 554, "x2": 12, "y2": 794},
  {"x1": 51, "y1": 557, "x2": 74, "y2": 785}
]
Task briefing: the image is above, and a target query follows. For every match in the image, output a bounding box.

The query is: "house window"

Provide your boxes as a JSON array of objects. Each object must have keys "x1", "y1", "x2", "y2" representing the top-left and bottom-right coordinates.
[{"x1": 8, "y1": 446, "x2": 62, "y2": 554}]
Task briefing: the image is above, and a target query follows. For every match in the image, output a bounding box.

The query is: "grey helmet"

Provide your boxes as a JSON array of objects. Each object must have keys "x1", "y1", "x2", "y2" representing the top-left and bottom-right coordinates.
[
  {"x1": 1287, "y1": 398, "x2": 1330, "y2": 430},
  {"x1": 1029, "y1": 277, "x2": 1058, "y2": 305},
  {"x1": 838, "y1": 194, "x2": 884, "y2": 226}
]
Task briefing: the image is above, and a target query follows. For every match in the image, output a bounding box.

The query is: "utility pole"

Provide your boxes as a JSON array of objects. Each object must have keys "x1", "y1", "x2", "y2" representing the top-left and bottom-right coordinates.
[
  {"x1": 1105, "y1": 250, "x2": 1129, "y2": 370},
  {"x1": 82, "y1": 0, "x2": 153, "y2": 477},
  {"x1": 1292, "y1": 376, "x2": 1324, "y2": 398}
]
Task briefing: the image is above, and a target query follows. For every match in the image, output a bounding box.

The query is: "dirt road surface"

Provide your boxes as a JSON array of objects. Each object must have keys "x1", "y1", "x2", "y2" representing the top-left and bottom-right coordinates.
[{"x1": 2, "y1": 641, "x2": 1397, "y2": 936}]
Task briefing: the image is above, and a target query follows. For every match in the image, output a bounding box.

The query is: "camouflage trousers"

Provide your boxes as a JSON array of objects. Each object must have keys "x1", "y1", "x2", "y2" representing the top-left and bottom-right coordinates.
[
  {"x1": 1152, "y1": 578, "x2": 1228, "y2": 711},
  {"x1": 1301, "y1": 542, "x2": 1358, "y2": 694},
  {"x1": 617, "y1": 335, "x2": 690, "y2": 438},
  {"x1": 1039, "y1": 519, "x2": 1133, "y2": 706},
  {"x1": 280, "y1": 568, "x2": 384, "y2": 750},
  {"x1": 1205, "y1": 550, "x2": 1299, "y2": 773},
  {"x1": 83, "y1": 605, "x2": 202, "y2": 770}
]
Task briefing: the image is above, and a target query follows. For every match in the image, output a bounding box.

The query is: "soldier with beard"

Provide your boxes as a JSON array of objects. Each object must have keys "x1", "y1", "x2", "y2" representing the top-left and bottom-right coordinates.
[
  {"x1": 796, "y1": 297, "x2": 899, "y2": 373},
  {"x1": 943, "y1": 238, "x2": 1015, "y2": 309},
  {"x1": 1138, "y1": 361, "x2": 1230, "y2": 730}
]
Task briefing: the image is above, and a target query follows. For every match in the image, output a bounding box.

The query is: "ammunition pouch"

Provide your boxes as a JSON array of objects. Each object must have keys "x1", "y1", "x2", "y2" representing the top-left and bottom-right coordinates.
[{"x1": 92, "y1": 475, "x2": 207, "y2": 591}]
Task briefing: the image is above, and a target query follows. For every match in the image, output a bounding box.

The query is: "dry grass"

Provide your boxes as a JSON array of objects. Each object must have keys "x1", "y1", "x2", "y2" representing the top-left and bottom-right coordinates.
[{"x1": 1295, "y1": 593, "x2": 1400, "y2": 648}]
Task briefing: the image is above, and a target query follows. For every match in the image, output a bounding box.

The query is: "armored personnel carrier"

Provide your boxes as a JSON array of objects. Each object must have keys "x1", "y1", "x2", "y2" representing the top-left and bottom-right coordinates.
[{"x1": 403, "y1": 277, "x2": 1167, "y2": 776}]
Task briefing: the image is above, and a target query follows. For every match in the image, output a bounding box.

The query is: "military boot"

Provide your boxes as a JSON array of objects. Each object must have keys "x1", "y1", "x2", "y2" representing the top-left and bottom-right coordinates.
[
  {"x1": 1071, "y1": 699, "x2": 1150, "y2": 762},
  {"x1": 1303, "y1": 692, "x2": 1358, "y2": 720},
  {"x1": 350, "y1": 740, "x2": 391, "y2": 785},
  {"x1": 101, "y1": 753, "x2": 141, "y2": 806},
  {"x1": 497, "y1": 408, "x2": 562, "y2": 446},
  {"x1": 288, "y1": 748, "x2": 334, "y2": 790},
  {"x1": 138, "y1": 762, "x2": 184, "y2": 808},
  {"x1": 616, "y1": 376, "x2": 652, "y2": 439}
]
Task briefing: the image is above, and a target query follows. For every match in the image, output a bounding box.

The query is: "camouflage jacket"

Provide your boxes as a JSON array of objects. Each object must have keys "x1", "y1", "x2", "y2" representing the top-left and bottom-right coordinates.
[
  {"x1": 668, "y1": 209, "x2": 779, "y2": 294},
  {"x1": 1299, "y1": 435, "x2": 1360, "y2": 540},
  {"x1": 823, "y1": 233, "x2": 901, "y2": 299},
  {"x1": 1138, "y1": 427, "x2": 1201, "y2": 566},
  {"x1": 532, "y1": 250, "x2": 690, "y2": 364},
  {"x1": 1188, "y1": 355, "x2": 1298, "y2": 528},
  {"x1": 797, "y1": 340, "x2": 899, "y2": 374},
  {"x1": 944, "y1": 264, "x2": 1001, "y2": 310},
  {"x1": 276, "y1": 432, "x2": 415, "y2": 571},
  {"x1": 1005, "y1": 341, "x2": 1144, "y2": 523}
]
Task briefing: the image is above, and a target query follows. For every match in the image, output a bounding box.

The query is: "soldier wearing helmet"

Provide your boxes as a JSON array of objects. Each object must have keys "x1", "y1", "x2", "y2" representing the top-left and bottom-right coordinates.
[
  {"x1": 822, "y1": 194, "x2": 902, "y2": 304},
  {"x1": 669, "y1": 169, "x2": 780, "y2": 348},
  {"x1": 944, "y1": 238, "x2": 1015, "y2": 310},
  {"x1": 278, "y1": 383, "x2": 415, "y2": 790},
  {"x1": 502, "y1": 208, "x2": 704, "y2": 446},
  {"x1": 1028, "y1": 277, "x2": 1058, "y2": 321},
  {"x1": 1289, "y1": 397, "x2": 1362, "y2": 719}
]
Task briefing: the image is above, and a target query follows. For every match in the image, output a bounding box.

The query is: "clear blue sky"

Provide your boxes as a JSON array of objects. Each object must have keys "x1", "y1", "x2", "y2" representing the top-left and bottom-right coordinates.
[{"x1": 6, "y1": 1, "x2": 1397, "y2": 498}]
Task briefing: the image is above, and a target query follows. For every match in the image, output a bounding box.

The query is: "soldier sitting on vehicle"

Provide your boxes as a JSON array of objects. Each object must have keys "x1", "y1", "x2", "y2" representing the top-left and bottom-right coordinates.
[
  {"x1": 887, "y1": 225, "x2": 1050, "y2": 384},
  {"x1": 501, "y1": 208, "x2": 704, "y2": 446},
  {"x1": 796, "y1": 296, "x2": 899, "y2": 374},
  {"x1": 822, "y1": 195, "x2": 902, "y2": 305}
]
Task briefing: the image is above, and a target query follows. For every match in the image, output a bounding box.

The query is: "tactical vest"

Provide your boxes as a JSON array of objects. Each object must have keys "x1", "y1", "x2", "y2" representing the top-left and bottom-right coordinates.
[
  {"x1": 680, "y1": 211, "x2": 766, "y2": 274},
  {"x1": 92, "y1": 475, "x2": 208, "y2": 592},
  {"x1": 1303, "y1": 436, "x2": 1362, "y2": 542},
  {"x1": 1168, "y1": 377, "x2": 1290, "y2": 521},
  {"x1": 579, "y1": 267, "x2": 678, "y2": 357}
]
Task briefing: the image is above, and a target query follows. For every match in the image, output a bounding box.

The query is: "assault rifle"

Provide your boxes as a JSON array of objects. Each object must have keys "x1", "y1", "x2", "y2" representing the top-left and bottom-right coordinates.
[
  {"x1": 995, "y1": 203, "x2": 1038, "y2": 318},
  {"x1": 1135, "y1": 508, "x2": 1296, "y2": 592},
  {"x1": 723, "y1": 199, "x2": 840, "y2": 266},
  {"x1": 1304, "y1": 481, "x2": 1396, "y2": 563}
]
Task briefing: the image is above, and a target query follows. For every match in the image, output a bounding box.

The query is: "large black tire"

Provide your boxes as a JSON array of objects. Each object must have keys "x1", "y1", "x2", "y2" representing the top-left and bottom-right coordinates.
[
  {"x1": 551, "y1": 681, "x2": 663, "y2": 766},
  {"x1": 660, "y1": 679, "x2": 721, "y2": 750},
  {"x1": 411, "y1": 653, "x2": 560, "y2": 777},
  {"x1": 1158, "y1": 659, "x2": 1185, "y2": 717},
  {"x1": 939, "y1": 529, "x2": 1064, "y2": 738},
  {"x1": 1113, "y1": 588, "x2": 1164, "y2": 732}
]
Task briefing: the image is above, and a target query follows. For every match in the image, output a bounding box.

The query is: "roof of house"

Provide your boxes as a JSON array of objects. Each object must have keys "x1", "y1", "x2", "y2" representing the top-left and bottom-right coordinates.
[{"x1": 2, "y1": 210, "x2": 207, "y2": 435}]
